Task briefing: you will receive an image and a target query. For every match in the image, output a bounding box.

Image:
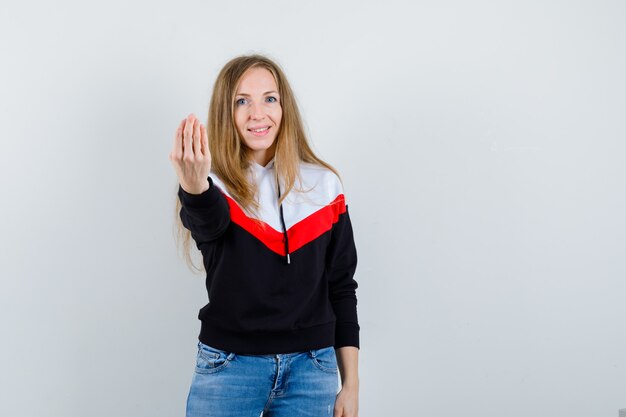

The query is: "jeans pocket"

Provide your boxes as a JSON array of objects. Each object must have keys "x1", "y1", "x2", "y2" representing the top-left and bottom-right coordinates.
[
  {"x1": 195, "y1": 341, "x2": 236, "y2": 374},
  {"x1": 309, "y1": 346, "x2": 338, "y2": 373}
]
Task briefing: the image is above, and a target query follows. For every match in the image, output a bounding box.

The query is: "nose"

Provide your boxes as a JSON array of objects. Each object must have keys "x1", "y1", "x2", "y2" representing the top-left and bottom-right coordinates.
[{"x1": 250, "y1": 102, "x2": 264, "y2": 120}]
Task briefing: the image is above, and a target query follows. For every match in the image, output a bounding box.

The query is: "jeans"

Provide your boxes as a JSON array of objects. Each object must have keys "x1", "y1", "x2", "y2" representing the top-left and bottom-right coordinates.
[{"x1": 185, "y1": 341, "x2": 340, "y2": 417}]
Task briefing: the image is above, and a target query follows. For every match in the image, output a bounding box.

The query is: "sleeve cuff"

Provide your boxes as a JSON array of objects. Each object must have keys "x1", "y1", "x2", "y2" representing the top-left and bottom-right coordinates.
[
  {"x1": 335, "y1": 323, "x2": 360, "y2": 349},
  {"x1": 333, "y1": 298, "x2": 360, "y2": 349},
  {"x1": 178, "y1": 176, "x2": 222, "y2": 208}
]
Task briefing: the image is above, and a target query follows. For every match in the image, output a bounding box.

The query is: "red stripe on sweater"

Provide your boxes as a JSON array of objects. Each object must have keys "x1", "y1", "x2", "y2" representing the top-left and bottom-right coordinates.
[{"x1": 222, "y1": 193, "x2": 346, "y2": 256}]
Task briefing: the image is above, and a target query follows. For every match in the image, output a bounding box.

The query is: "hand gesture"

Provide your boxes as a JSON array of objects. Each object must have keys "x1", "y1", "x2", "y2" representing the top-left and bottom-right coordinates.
[{"x1": 169, "y1": 114, "x2": 211, "y2": 195}]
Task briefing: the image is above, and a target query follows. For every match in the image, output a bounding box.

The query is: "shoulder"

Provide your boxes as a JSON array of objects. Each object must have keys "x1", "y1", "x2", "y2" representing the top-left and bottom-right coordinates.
[{"x1": 298, "y1": 161, "x2": 344, "y2": 197}]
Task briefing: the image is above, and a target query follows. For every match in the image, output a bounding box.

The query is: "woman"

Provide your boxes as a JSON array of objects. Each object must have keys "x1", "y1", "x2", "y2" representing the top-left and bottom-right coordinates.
[{"x1": 169, "y1": 54, "x2": 360, "y2": 417}]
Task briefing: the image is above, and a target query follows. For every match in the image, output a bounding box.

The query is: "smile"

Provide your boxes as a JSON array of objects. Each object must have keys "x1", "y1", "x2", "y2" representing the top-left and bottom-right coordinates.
[{"x1": 249, "y1": 126, "x2": 270, "y2": 136}]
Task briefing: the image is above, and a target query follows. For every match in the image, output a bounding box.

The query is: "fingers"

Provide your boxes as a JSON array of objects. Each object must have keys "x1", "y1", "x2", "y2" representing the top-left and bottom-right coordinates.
[
  {"x1": 183, "y1": 114, "x2": 195, "y2": 161},
  {"x1": 193, "y1": 117, "x2": 201, "y2": 156},
  {"x1": 170, "y1": 117, "x2": 186, "y2": 161},
  {"x1": 200, "y1": 123, "x2": 209, "y2": 156},
  {"x1": 171, "y1": 113, "x2": 207, "y2": 165}
]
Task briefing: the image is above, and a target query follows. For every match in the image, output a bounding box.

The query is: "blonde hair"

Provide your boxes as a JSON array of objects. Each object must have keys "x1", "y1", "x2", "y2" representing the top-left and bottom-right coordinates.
[{"x1": 174, "y1": 53, "x2": 341, "y2": 273}]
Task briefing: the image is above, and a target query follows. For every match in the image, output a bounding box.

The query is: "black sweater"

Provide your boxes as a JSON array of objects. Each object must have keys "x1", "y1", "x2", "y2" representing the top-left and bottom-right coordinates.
[{"x1": 177, "y1": 158, "x2": 360, "y2": 354}]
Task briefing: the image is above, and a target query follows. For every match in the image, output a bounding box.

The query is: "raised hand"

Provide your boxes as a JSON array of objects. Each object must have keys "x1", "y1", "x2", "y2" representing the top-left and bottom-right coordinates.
[{"x1": 169, "y1": 113, "x2": 211, "y2": 195}]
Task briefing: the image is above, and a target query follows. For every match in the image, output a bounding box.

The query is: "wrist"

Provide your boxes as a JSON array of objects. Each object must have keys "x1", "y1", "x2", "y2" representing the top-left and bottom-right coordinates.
[
  {"x1": 341, "y1": 378, "x2": 359, "y2": 389},
  {"x1": 181, "y1": 180, "x2": 210, "y2": 195}
]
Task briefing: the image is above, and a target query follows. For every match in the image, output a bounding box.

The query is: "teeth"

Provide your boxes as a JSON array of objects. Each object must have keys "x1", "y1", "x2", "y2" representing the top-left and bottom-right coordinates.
[{"x1": 251, "y1": 127, "x2": 269, "y2": 132}]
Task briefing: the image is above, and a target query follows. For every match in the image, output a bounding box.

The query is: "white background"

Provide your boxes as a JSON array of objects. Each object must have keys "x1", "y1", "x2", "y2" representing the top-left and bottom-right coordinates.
[{"x1": 1, "y1": 1, "x2": 625, "y2": 416}]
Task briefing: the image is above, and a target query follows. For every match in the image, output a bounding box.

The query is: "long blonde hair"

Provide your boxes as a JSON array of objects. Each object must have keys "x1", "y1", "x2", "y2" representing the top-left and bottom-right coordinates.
[{"x1": 174, "y1": 53, "x2": 341, "y2": 273}]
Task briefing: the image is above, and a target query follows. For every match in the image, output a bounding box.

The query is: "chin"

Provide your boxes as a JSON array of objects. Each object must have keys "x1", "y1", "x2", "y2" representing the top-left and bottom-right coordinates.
[{"x1": 245, "y1": 139, "x2": 276, "y2": 152}]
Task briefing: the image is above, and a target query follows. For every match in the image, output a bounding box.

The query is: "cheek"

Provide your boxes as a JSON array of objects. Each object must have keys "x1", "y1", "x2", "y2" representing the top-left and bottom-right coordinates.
[
  {"x1": 234, "y1": 113, "x2": 245, "y2": 133},
  {"x1": 274, "y1": 108, "x2": 283, "y2": 125}
]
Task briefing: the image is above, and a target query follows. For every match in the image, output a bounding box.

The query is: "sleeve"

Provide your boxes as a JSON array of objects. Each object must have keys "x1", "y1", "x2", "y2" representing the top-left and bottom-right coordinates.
[
  {"x1": 178, "y1": 176, "x2": 231, "y2": 249},
  {"x1": 326, "y1": 200, "x2": 360, "y2": 349}
]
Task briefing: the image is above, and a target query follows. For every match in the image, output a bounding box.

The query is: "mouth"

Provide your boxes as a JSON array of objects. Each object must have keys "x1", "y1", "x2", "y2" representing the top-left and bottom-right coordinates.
[{"x1": 248, "y1": 126, "x2": 271, "y2": 136}]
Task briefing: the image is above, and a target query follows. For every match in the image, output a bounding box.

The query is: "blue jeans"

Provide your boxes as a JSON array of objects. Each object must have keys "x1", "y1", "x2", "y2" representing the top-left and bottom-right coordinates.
[{"x1": 186, "y1": 341, "x2": 340, "y2": 417}]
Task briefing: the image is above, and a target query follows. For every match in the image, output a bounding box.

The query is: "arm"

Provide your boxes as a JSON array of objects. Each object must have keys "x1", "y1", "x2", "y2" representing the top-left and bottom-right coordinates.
[
  {"x1": 326, "y1": 201, "x2": 360, "y2": 379},
  {"x1": 327, "y1": 204, "x2": 360, "y2": 415},
  {"x1": 178, "y1": 175, "x2": 231, "y2": 249},
  {"x1": 327, "y1": 203, "x2": 360, "y2": 350},
  {"x1": 333, "y1": 346, "x2": 359, "y2": 417},
  {"x1": 336, "y1": 345, "x2": 359, "y2": 388},
  {"x1": 335, "y1": 346, "x2": 359, "y2": 416}
]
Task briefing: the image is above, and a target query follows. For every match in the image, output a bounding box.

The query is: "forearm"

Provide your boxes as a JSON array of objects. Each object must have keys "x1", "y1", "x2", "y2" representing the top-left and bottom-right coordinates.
[
  {"x1": 178, "y1": 176, "x2": 231, "y2": 245},
  {"x1": 335, "y1": 346, "x2": 359, "y2": 388}
]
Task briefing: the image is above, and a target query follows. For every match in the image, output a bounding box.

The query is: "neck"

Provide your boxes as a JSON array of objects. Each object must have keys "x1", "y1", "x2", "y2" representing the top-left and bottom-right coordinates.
[{"x1": 251, "y1": 145, "x2": 276, "y2": 167}]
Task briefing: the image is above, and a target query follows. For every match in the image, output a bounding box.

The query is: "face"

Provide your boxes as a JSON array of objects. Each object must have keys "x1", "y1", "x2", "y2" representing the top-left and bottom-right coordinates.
[{"x1": 234, "y1": 67, "x2": 282, "y2": 167}]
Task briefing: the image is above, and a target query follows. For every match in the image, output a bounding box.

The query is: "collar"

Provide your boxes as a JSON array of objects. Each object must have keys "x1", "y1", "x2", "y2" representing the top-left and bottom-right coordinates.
[
  {"x1": 251, "y1": 156, "x2": 276, "y2": 171},
  {"x1": 249, "y1": 155, "x2": 289, "y2": 264}
]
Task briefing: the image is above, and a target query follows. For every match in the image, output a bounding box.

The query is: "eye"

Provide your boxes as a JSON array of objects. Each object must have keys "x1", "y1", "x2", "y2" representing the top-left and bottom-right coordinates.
[
  {"x1": 266, "y1": 96, "x2": 278, "y2": 103},
  {"x1": 235, "y1": 98, "x2": 246, "y2": 106}
]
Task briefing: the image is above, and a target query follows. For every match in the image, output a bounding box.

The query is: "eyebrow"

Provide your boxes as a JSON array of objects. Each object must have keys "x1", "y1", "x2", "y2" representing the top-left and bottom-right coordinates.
[{"x1": 235, "y1": 91, "x2": 279, "y2": 97}]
